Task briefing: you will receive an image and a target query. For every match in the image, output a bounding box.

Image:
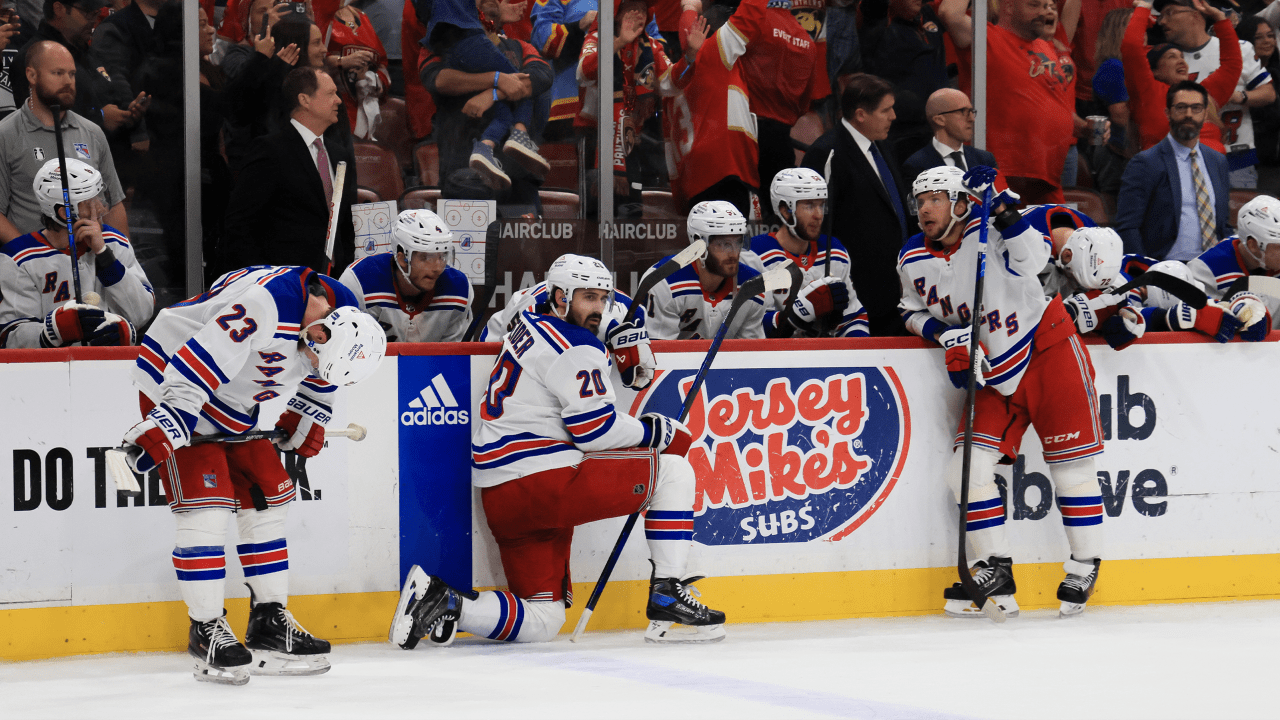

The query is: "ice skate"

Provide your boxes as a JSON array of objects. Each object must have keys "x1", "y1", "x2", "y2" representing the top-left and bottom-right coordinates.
[
  {"x1": 943, "y1": 557, "x2": 1019, "y2": 619},
  {"x1": 244, "y1": 593, "x2": 331, "y2": 676},
  {"x1": 1058, "y1": 557, "x2": 1101, "y2": 618},
  {"x1": 189, "y1": 611, "x2": 252, "y2": 686},
  {"x1": 644, "y1": 572, "x2": 727, "y2": 644},
  {"x1": 389, "y1": 565, "x2": 465, "y2": 649}
]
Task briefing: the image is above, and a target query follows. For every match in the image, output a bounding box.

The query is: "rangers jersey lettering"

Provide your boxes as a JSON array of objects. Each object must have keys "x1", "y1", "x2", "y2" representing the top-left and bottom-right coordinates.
[
  {"x1": 480, "y1": 282, "x2": 644, "y2": 344},
  {"x1": 339, "y1": 253, "x2": 474, "y2": 342},
  {"x1": 642, "y1": 258, "x2": 765, "y2": 340},
  {"x1": 1188, "y1": 237, "x2": 1280, "y2": 327},
  {"x1": 472, "y1": 309, "x2": 647, "y2": 487},
  {"x1": 132, "y1": 266, "x2": 356, "y2": 439},
  {"x1": 0, "y1": 226, "x2": 154, "y2": 348},
  {"x1": 743, "y1": 232, "x2": 868, "y2": 337}
]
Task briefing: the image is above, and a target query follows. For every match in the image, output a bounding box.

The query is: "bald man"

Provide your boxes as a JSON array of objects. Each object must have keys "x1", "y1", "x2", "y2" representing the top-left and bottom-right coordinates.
[{"x1": 902, "y1": 87, "x2": 999, "y2": 187}]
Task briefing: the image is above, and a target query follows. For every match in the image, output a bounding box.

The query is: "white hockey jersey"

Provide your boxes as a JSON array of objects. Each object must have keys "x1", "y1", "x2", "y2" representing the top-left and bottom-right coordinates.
[
  {"x1": 1184, "y1": 36, "x2": 1271, "y2": 154},
  {"x1": 743, "y1": 232, "x2": 869, "y2": 337},
  {"x1": 0, "y1": 226, "x2": 154, "y2": 348},
  {"x1": 339, "y1": 253, "x2": 474, "y2": 343},
  {"x1": 1188, "y1": 236, "x2": 1280, "y2": 327},
  {"x1": 132, "y1": 266, "x2": 357, "y2": 438},
  {"x1": 479, "y1": 281, "x2": 645, "y2": 344},
  {"x1": 471, "y1": 308, "x2": 647, "y2": 487},
  {"x1": 898, "y1": 215, "x2": 1073, "y2": 395},
  {"x1": 642, "y1": 258, "x2": 765, "y2": 340}
]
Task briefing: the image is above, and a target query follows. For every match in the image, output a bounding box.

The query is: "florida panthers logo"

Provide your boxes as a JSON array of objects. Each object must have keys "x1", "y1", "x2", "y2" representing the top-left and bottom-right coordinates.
[{"x1": 638, "y1": 366, "x2": 910, "y2": 545}]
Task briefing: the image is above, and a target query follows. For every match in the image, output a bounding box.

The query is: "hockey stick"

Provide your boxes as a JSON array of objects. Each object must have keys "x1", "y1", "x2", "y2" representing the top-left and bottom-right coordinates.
[
  {"x1": 104, "y1": 423, "x2": 368, "y2": 498},
  {"x1": 51, "y1": 105, "x2": 83, "y2": 304},
  {"x1": 324, "y1": 160, "x2": 348, "y2": 275},
  {"x1": 1224, "y1": 274, "x2": 1280, "y2": 300},
  {"x1": 955, "y1": 187, "x2": 1006, "y2": 624},
  {"x1": 1110, "y1": 271, "x2": 1207, "y2": 308},
  {"x1": 571, "y1": 261, "x2": 801, "y2": 642},
  {"x1": 623, "y1": 240, "x2": 708, "y2": 324},
  {"x1": 463, "y1": 221, "x2": 502, "y2": 341}
]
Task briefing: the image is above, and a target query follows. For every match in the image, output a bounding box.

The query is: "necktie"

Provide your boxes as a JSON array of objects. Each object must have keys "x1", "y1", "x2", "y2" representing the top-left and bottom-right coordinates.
[
  {"x1": 948, "y1": 150, "x2": 967, "y2": 171},
  {"x1": 1189, "y1": 149, "x2": 1216, "y2": 250},
  {"x1": 314, "y1": 137, "x2": 333, "y2": 201},
  {"x1": 870, "y1": 142, "x2": 907, "y2": 236}
]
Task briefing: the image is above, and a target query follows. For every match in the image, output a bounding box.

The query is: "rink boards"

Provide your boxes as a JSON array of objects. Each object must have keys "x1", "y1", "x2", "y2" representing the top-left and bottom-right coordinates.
[{"x1": 2, "y1": 335, "x2": 1280, "y2": 660}]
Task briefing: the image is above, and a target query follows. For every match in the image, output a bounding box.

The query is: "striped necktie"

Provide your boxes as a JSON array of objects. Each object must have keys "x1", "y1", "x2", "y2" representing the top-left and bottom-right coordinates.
[{"x1": 1189, "y1": 149, "x2": 1216, "y2": 250}]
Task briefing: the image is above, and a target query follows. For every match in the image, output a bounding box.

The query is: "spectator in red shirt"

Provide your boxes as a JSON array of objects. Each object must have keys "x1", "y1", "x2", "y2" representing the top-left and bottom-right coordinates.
[
  {"x1": 1070, "y1": 0, "x2": 1130, "y2": 114},
  {"x1": 402, "y1": 0, "x2": 435, "y2": 140}
]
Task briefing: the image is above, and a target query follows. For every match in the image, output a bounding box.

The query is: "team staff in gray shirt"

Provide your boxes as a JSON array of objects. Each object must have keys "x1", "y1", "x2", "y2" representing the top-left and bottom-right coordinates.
[{"x1": 0, "y1": 40, "x2": 127, "y2": 242}]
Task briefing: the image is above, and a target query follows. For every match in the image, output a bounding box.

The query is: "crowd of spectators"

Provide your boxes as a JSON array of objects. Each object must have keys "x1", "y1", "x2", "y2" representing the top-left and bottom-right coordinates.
[{"x1": 0, "y1": 0, "x2": 1278, "y2": 337}]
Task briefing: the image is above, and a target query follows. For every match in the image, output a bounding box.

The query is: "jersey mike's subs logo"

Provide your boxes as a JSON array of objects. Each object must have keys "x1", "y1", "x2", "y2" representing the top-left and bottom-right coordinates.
[{"x1": 638, "y1": 367, "x2": 909, "y2": 545}]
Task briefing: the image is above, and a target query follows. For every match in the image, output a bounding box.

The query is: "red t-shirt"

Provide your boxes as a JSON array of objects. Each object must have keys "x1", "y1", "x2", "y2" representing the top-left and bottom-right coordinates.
[
  {"x1": 401, "y1": 0, "x2": 435, "y2": 139},
  {"x1": 325, "y1": 9, "x2": 390, "y2": 129},
  {"x1": 738, "y1": 5, "x2": 825, "y2": 125},
  {"x1": 1071, "y1": 0, "x2": 1131, "y2": 102}
]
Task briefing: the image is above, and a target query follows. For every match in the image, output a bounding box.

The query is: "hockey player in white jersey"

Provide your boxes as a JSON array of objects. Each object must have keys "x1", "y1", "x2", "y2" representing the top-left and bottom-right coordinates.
[
  {"x1": 0, "y1": 159, "x2": 153, "y2": 348},
  {"x1": 744, "y1": 168, "x2": 868, "y2": 337},
  {"x1": 339, "y1": 209, "x2": 474, "y2": 342},
  {"x1": 1036, "y1": 225, "x2": 1153, "y2": 349},
  {"x1": 1184, "y1": 194, "x2": 1280, "y2": 340},
  {"x1": 121, "y1": 266, "x2": 386, "y2": 685},
  {"x1": 643, "y1": 201, "x2": 765, "y2": 340},
  {"x1": 899, "y1": 166, "x2": 1106, "y2": 619},
  {"x1": 391, "y1": 255, "x2": 725, "y2": 646}
]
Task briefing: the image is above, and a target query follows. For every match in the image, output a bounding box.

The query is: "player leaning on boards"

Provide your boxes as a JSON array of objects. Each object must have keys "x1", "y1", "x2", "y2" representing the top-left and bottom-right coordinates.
[
  {"x1": 643, "y1": 201, "x2": 765, "y2": 340},
  {"x1": 391, "y1": 255, "x2": 726, "y2": 646},
  {"x1": 120, "y1": 267, "x2": 386, "y2": 685},
  {"x1": 1183, "y1": 195, "x2": 1280, "y2": 340},
  {"x1": 899, "y1": 166, "x2": 1105, "y2": 619},
  {"x1": 744, "y1": 168, "x2": 868, "y2": 338},
  {"x1": 0, "y1": 159, "x2": 152, "y2": 348},
  {"x1": 339, "y1": 209, "x2": 474, "y2": 342}
]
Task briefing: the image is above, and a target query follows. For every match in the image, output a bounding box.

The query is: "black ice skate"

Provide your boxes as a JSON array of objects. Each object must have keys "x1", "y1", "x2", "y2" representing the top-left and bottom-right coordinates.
[
  {"x1": 244, "y1": 592, "x2": 332, "y2": 676},
  {"x1": 1057, "y1": 557, "x2": 1101, "y2": 618},
  {"x1": 645, "y1": 568, "x2": 727, "y2": 644},
  {"x1": 189, "y1": 610, "x2": 252, "y2": 685},
  {"x1": 389, "y1": 564, "x2": 468, "y2": 649},
  {"x1": 943, "y1": 556, "x2": 1020, "y2": 619}
]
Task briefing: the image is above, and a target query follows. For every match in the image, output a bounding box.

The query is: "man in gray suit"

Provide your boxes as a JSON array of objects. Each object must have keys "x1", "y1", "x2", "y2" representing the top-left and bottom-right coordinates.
[{"x1": 902, "y1": 88, "x2": 998, "y2": 187}]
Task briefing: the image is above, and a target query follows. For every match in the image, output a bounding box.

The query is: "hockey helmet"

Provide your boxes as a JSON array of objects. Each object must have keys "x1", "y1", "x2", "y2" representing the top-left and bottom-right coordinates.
[
  {"x1": 910, "y1": 165, "x2": 973, "y2": 238},
  {"x1": 391, "y1": 209, "x2": 454, "y2": 278},
  {"x1": 1144, "y1": 260, "x2": 1203, "y2": 309},
  {"x1": 545, "y1": 254, "x2": 615, "y2": 315},
  {"x1": 303, "y1": 306, "x2": 387, "y2": 386},
  {"x1": 33, "y1": 158, "x2": 105, "y2": 223},
  {"x1": 687, "y1": 201, "x2": 746, "y2": 257},
  {"x1": 1235, "y1": 195, "x2": 1280, "y2": 264},
  {"x1": 1059, "y1": 226, "x2": 1123, "y2": 290},
  {"x1": 770, "y1": 167, "x2": 827, "y2": 232}
]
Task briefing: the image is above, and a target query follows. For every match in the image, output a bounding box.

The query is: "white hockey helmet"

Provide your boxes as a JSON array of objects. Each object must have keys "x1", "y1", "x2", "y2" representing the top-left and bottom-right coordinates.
[
  {"x1": 770, "y1": 167, "x2": 827, "y2": 231},
  {"x1": 687, "y1": 201, "x2": 746, "y2": 257},
  {"x1": 1059, "y1": 226, "x2": 1123, "y2": 290},
  {"x1": 545, "y1": 253, "x2": 614, "y2": 315},
  {"x1": 1144, "y1": 260, "x2": 1203, "y2": 309},
  {"x1": 33, "y1": 158, "x2": 105, "y2": 223},
  {"x1": 910, "y1": 165, "x2": 973, "y2": 237},
  {"x1": 304, "y1": 307, "x2": 387, "y2": 386},
  {"x1": 391, "y1": 209, "x2": 454, "y2": 279},
  {"x1": 1235, "y1": 194, "x2": 1280, "y2": 264}
]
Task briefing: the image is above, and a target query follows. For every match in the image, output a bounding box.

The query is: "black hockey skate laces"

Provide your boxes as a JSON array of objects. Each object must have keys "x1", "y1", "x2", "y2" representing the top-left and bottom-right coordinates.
[{"x1": 207, "y1": 617, "x2": 241, "y2": 662}]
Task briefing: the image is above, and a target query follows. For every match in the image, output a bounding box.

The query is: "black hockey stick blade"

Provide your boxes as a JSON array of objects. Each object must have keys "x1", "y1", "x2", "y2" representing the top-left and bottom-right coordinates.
[
  {"x1": 464, "y1": 221, "x2": 502, "y2": 342},
  {"x1": 1110, "y1": 271, "x2": 1207, "y2": 309},
  {"x1": 625, "y1": 240, "x2": 708, "y2": 323},
  {"x1": 1225, "y1": 274, "x2": 1280, "y2": 300}
]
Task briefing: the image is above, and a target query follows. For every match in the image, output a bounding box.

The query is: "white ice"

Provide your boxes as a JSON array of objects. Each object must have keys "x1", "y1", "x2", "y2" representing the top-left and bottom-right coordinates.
[{"x1": 4, "y1": 600, "x2": 1277, "y2": 720}]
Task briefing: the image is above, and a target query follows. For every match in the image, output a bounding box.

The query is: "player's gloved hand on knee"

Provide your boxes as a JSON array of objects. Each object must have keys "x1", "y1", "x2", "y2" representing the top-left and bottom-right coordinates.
[
  {"x1": 938, "y1": 325, "x2": 990, "y2": 390},
  {"x1": 275, "y1": 395, "x2": 332, "y2": 457},
  {"x1": 85, "y1": 310, "x2": 135, "y2": 346},
  {"x1": 40, "y1": 302, "x2": 104, "y2": 348},
  {"x1": 1063, "y1": 292, "x2": 1124, "y2": 334},
  {"x1": 122, "y1": 403, "x2": 191, "y2": 474},
  {"x1": 1167, "y1": 301, "x2": 1241, "y2": 342},
  {"x1": 638, "y1": 412, "x2": 693, "y2": 456},
  {"x1": 1099, "y1": 305, "x2": 1146, "y2": 349},
  {"x1": 605, "y1": 320, "x2": 655, "y2": 390},
  {"x1": 792, "y1": 277, "x2": 849, "y2": 324},
  {"x1": 1228, "y1": 291, "x2": 1270, "y2": 341}
]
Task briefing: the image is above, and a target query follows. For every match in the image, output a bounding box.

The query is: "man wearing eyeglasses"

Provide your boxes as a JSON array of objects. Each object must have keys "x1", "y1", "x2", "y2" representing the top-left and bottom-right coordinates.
[
  {"x1": 902, "y1": 88, "x2": 999, "y2": 186},
  {"x1": 1115, "y1": 80, "x2": 1232, "y2": 261}
]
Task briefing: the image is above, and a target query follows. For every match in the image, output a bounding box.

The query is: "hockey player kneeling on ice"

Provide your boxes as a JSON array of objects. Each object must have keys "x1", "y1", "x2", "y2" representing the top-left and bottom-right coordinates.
[
  {"x1": 642, "y1": 201, "x2": 765, "y2": 340},
  {"x1": 391, "y1": 256, "x2": 724, "y2": 646},
  {"x1": 0, "y1": 159, "x2": 153, "y2": 348},
  {"x1": 898, "y1": 166, "x2": 1105, "y2": 619},
  {"x1": 744, "y1": 168, "x2": 869, "y2": 338},
  {"x1": 120, "y1": 268, "x2": 386, "y2": 685},
  {"x1": 339, "y1": 209, "x2": 474, "y2": 342}
]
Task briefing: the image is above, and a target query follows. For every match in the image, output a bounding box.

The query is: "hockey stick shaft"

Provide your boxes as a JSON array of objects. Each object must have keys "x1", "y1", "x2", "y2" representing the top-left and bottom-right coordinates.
[
  {"x1": 1110, "y1": 271, "x2": 1207, "y2": 308},
  {"x1": 623, "y1": 240, "x2": 709, "y2": 325},
  {"x1": 324, "y1": 161, "x2": 348, "y2": 275},
  {"x1": 51, "y1": 105, "x2": 82, "y2": 304},
  {"x1": 464, "y1": 221, "x2": 502, "y2": 341}
]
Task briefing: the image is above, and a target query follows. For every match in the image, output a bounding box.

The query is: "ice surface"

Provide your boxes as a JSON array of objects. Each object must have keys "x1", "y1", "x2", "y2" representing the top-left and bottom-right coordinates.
[{"x1": 3, "y1": 600, "x2": 1277, "y2": 720}]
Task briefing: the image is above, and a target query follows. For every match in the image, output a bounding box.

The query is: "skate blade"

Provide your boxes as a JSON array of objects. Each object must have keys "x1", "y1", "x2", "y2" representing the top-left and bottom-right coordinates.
[
  {"x1": 1058, "y1": 601, "x2": 1087, "y2": 618},
  {"x1": 944, "y1": 596, "x2": 1019, "y2": 620},
  {"x1": 248, "y1": 650, "x2": 331, "y2": 676},
  {"x1": 643, "y1": 620, "x2": 727, "y2": 644},
  {"x1": 389, "y1": 566, "x2": 429, "y2": 648},
  {"x1": 193, "y1": 658, "x2": 250, "y2": 686}
]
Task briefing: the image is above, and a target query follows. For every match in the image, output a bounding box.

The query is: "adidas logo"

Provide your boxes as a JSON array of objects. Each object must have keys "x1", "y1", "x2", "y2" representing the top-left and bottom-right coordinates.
[{"x1": 400, "y1": 373, "x2": 470, "y2": 426}]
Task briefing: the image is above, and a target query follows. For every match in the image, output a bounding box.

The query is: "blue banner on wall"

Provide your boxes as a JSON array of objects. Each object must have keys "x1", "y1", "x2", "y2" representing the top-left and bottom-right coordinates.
[{"x1": 397, "y1": 354, "x2": 473, "y2": 590}]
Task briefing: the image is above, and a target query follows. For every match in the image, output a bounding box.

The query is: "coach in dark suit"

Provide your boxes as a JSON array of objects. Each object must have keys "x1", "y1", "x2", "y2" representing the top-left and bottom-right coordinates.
[
  {"x1": 902, "y1": 88, "x2": 997, "y2": 187},
  {"x1": 1115, "y1": 81, "x2": 1231, "y2": 261},
  {"x1": 802, "y1": 73, "x2": 911, "y2": 336},
  {"x1": 217, "y1": 66, "x2": 357, "y2": 277}
]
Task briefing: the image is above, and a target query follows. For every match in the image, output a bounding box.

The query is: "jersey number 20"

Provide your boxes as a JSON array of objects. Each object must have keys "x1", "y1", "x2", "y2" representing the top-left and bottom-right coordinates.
[{"x1": 482, "y1": 351, "x2": 522, "y2": 420}]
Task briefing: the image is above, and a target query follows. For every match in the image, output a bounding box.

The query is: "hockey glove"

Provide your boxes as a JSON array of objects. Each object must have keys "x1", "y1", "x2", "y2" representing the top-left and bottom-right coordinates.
[
  {"x1": 638, "y1": 413, "x2": 693, "y2": 456},
  {"x1": 122, "y1": 403, "x2": 191, "y2": 474},
  {"x1": 1063, "y1": 292, "x2": 1124, "y2": 334},
  {"x1": 961, "y1": 165, "x2": 1020, "y2": 208},
  {"x1": 85, "y1": 310, "x2": 136, "y2": 347},
  {"x1": 1098, "y1": 305, "x2": 1146, "y2": 350},
  {"x1": 792, "y1": 277, "x2": 849, "y2": 324},
  {"x1": 1167, "y1": 301, "x2": 1242, "y2": 343},
  {"x1": 275, "y1": 394, "x2": 332, "y2": 458},
  {"x1": 1228, "y1": 292, "x2": 1271, "y2": 342},
  {"x1": 41, "y1": 302, "x2": 105, "y2": 348},
  {"x1": 605, "y1": 320, "x2": 656, "y2": 390},
  {"x1": 938, "y1": 325, "x2": 990, "y2": 390}
]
